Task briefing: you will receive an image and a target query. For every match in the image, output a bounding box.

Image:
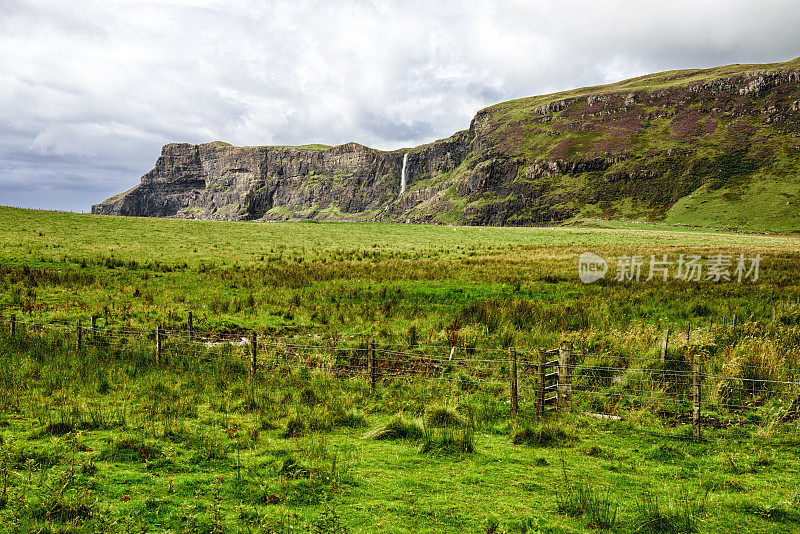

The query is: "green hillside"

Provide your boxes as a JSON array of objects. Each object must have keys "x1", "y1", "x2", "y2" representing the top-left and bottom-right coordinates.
[{"x1": 444, "y1": 57, "x2": 800, "y2": 231}]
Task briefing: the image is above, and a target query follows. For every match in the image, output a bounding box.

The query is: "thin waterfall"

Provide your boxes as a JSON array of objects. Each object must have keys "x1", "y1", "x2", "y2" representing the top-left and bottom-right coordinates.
[{"x1": 399, "y1": 153, "x2": 408, "y2": 196}]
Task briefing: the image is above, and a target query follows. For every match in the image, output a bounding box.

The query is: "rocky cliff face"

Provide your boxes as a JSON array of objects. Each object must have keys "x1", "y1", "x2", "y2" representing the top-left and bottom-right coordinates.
[
  {"x1": 93, "y1": 133, "x2": 470, "y2": 222},
  {"x1": 94, "y1": 58, "x2": 800, "y2": 229}
]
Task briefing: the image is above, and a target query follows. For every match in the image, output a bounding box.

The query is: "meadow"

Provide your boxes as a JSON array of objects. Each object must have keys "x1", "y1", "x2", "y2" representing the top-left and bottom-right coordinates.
[{"x1": 1, "y1": 206, "x2": 800, "y2": 533}]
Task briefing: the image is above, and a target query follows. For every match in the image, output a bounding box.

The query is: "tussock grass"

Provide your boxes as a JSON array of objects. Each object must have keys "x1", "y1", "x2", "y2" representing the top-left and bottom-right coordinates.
[
  {"x1": 512, "y1": 423, "x2": 576, "y2": 447},
  {"x1": 420, "y1": 422, "x2": 475, "y2": 455},
  {"x1": 633, "y1": 488, "x2": 708, "y2": 534},
  {"x1": 283, "y1": 416, "x2": 306, "y2": 438},
  {"x1": 557, "y1": 461, "x2": 618, "y2": 530},
  {"x1": 362, "y1": 414, "x2": 423, "y2": 441},
  {"x1": 424, "y1": 404, "x2": 463, "y2": 428}
]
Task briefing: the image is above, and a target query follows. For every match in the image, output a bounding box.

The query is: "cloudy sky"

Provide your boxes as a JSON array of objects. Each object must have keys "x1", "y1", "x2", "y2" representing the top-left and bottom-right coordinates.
[{"x1": 2, "y1": 0, "x2": 799, "y2": 212}]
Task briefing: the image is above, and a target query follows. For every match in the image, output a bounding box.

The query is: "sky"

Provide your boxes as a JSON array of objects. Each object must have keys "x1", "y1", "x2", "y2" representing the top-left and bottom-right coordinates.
[{"x1": 1, "y1": 0, "x2": 799, "y2": 212}]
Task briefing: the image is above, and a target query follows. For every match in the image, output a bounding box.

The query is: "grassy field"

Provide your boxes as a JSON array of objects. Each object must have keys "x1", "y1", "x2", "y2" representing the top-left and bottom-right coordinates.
[
  {"x1": 2, "y1": 206, "x2": 799, "y2": 342},
  {"x1": 2, "y1": 207, "x2": 800, "y2": 532}
]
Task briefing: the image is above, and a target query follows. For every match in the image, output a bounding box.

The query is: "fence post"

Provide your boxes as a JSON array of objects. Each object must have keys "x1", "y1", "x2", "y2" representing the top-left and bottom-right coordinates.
[
  {"x1": 187, "y1": 311, "x2": 193, "y2": 340},
  {"x1": 692, "y1": 349, "x2": 702, "y2": 441},
  {"x1": 10, "y1": 314, "x2": 15, "y2": 336},
  {"x1": 76, "y1": 319, "x2": 82, "y2": 350},
  {"x1": 708, "y1": 318, "x2": 713, "y2": 331},
  {"x1": 156, "y1": 326, "x2": 162, "y2": 365},
  {"x1": 558, "y1": 341, "x2": 573, "y2": 408},
  {"x1": 537, "y1": 350, "x2": 546, "y2": 416},
  {"x1": 251, "y1": 331, "x2": 257, "y2": 377},
  {"x1": 509, "y1": 347, "x2": 518, "y2": 417},
  {"x1": 732, "y1": 313, "x2": 737, "y2": 334},
  {"x1": 368, "y1": 340, "x2": 376, "y2": 395},
  {"x1": 685, "y1": 321, "x2": 690, "y2": 344},
  {"x1": 661, "y1": 329, "x2": 669, "y2": 363},
  {"x1": 772, "y1": 306, "x2": 777, "y2": 322},
  {"x1": 91, "y1": 315, "x2": 98, "y2": 343}
]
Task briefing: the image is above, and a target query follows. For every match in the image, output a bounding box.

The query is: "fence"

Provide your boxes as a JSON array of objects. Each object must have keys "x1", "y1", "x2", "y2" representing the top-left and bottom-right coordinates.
[{"x1": 1, "y1": 309, "x2": 799, "y2": 442}]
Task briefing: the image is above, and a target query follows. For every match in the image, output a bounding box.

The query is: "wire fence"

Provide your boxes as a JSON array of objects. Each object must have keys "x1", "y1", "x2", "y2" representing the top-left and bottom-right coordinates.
[{"x1": 1, "y1": 311, "x2": 799, "y2": 439}]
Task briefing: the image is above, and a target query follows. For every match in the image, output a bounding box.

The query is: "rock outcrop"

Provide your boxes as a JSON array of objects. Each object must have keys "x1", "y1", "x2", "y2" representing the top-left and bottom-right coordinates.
[{"x1": 94, "y1": 58, "x2": 800, "y2": 227}]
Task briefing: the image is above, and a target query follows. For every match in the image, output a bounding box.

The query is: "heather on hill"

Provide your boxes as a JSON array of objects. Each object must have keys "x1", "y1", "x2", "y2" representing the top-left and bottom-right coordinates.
[{"x1": 95, "y1": 58, "x2": 800, "y2": 232}]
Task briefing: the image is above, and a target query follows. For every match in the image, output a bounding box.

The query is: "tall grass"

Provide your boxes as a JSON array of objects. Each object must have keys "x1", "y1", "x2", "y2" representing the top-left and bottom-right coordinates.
[
  {"x1": 556, "y1": 459, "x2": 618, "y2": 530},
  {"x1": 633, "y1": 488, "x2": 708, "y2": 533}
]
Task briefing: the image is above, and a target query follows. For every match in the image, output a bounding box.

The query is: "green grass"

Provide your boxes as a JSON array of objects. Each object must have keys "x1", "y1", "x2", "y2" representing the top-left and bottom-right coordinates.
[
  {"x1": 205, "y1": 141, "x2": 331, "y2": 151},
  {"x1": 2, "y1": 206, "x2": 799, "y2": 341},
  {"x1": 2, "y1": 325, "x2": 800, "y2": 533},
  {"x1": 664, "y1": 173, "x2": 800, "y2": 231},
  {"x1": 3, "y1": 208, "x2": 800, "y2": 531}
]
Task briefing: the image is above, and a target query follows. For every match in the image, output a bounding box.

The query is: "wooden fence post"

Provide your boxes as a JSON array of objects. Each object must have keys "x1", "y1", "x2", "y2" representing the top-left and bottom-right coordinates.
[
  {"x1": 509, "y1": 347, "x2": 518, "y2": 417},
  {"x1": 368, "y1": 340, "x2": 376, "y2": 395},
  {"x1": 558, "y1": 341, "x2": 573, "y2": 408},
  {"x1": 692, "y1": 349, "x2": 702, "y2": 441},
  {"x1": 708, "y1": 318, "x2": 713, "y2": 331},
  {"x1": 251, "y1": 331, "x2": 257, "y2": 377},
  {"x1": 661, "y1": 329, "x2": 669, "y2": 363},
  {"x1": 685, "y1": 321, "x2": 691, "y2": 344},
  {"x1": 10, "y1": 314, "x2": 15, "y2": 336},
  {"x1": 91, "y1": 315, "x2": 98, "y2": 343},
  {"x1": 537, "y1": 350, "x2": 546, "y2": 416},
  {"x1": 156, "y1": 326, "x2": 162, "y2": 365},
  {"x1": 76, "y1": 319, "x2": 82, "y2": 350},
  {"x1": 187, "y1": 311, "x2": 193, "y2": 340}
]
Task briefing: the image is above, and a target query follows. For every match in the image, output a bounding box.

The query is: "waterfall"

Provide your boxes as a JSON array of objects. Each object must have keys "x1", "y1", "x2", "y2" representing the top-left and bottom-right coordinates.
[{"x1": 399, "y1": 153, "x2": 408, "y2": 196}]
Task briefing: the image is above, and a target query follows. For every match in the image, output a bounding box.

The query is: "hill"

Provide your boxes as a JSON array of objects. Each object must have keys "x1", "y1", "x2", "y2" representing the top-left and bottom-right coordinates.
[{"x1": 93, "y1": 58, "x2": 800, "y2": 231}]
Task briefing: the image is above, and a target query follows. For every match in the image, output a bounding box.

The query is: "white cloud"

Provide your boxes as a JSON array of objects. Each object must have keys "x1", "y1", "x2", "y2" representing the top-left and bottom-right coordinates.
[{"x1": 1, "y1": 0, "x2": 799, "y2": 211}]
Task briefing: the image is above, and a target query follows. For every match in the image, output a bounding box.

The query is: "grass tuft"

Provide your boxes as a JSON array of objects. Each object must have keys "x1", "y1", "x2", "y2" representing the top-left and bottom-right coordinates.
[
  {"x1": 362, "y1": 414, "x2": 423, "y2": 441},
  {"x1": 420, "y1": 422, "x2": 475, "y2": 455},
  {"x1": 424, "y1": 404, "x2": 463, "y2": 428},
  {"x1": 633, "y1": 488, "x2": 707, "y2": 534},
  {"x1": 557, "y1": 462, "x2": 617, "y2": 530},
  {"x1": 283, "y1": 416, "x2": 306, "y2": 438},
  {"x1": 512, "y1": 423, "x2": 575, "y2": 447}
]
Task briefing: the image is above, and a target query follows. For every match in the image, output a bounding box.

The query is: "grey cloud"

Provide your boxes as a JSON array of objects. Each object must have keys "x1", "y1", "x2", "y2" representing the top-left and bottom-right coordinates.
[
  {"x1": 1, "y1": 0, "x2": 799, "y2": 211},
  {"x1": 359, "y1": 111, "x2": 435, "y2": 143}
]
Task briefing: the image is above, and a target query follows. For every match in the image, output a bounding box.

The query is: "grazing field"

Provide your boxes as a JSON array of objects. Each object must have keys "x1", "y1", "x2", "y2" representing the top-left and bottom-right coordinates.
[
  {"x1": 1, "y1": 206, "x2": 800, "y2": 533},
  {"x1": 2, "y1": 206, "x2": 799, "y2": 345}
]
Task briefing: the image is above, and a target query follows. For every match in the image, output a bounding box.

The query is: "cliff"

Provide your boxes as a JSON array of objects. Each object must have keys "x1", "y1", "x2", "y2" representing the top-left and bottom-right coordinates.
[{"x1": 93, "y1": 57, "x2": 800, "y2": 231}]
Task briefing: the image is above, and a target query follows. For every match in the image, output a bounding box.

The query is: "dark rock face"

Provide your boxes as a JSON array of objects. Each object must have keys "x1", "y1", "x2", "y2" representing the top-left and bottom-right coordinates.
[
  {"x1": 93, "y1": 62, "x2": 800, "y2": 226},
  {"x1": 93, "y1": 132, "x2": 472, "y2": 222}
]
